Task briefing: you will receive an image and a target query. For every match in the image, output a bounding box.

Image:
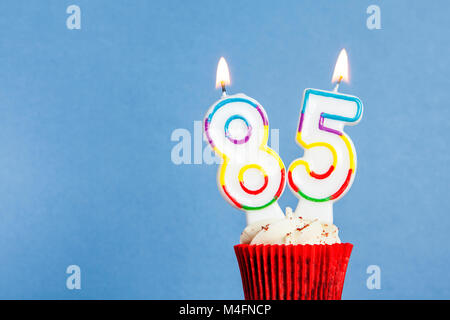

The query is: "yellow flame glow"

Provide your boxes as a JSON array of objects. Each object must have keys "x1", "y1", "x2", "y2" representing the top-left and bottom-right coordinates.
[
  {"x1": 331, "y1": 49, "x2": 349, "y2": 84},
  {"x1": 215, "y1": 57, "x2": 231, "y2": 88}
]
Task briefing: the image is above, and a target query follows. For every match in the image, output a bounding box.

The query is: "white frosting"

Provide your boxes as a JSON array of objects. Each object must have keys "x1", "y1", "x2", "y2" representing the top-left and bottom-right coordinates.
[{"x1": 240, "y1": 207, "x2": 341, "y2": 245}]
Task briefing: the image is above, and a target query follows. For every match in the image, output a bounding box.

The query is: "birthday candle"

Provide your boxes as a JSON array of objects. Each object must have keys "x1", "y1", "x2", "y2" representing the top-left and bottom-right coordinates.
[
  {"x1": 204, "y1": 58, "x2": 286, "y2": 225},
  {"x1": 287, "y1": 49, "x2": 363, "y2": 223}
]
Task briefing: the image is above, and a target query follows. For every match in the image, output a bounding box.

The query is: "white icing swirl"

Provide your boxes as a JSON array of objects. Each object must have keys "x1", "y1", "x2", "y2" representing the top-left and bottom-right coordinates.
[{"x1": 240, "y1": 207, "x2": 341, "y2": 245}]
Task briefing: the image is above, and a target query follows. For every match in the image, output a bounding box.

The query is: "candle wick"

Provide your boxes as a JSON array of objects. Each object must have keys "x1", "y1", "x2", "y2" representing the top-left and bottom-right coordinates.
[
  {"x1": 333, "y1": 76, "x2": 343, "y2": 93},
  {"x1": 221, "y1": 81, "x2": 227, "y2": 97}
]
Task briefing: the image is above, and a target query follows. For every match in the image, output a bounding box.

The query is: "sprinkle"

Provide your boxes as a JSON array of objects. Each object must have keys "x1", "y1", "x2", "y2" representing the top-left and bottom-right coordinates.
[
  {"x1": 261, "y1": 224, "x2": 269, "y2": 231},
  {"x1": 296, "y1": 223, "x2": 310, "y2": 232}
]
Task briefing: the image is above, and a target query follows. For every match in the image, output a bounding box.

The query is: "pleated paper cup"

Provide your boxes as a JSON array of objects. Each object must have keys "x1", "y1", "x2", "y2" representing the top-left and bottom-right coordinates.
[{"x1": 234, "y1": 243, "x2": 353, "y2": 300}]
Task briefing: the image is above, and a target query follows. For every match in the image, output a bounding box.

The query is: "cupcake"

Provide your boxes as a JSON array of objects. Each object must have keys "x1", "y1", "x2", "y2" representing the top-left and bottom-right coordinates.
[
  {"x1": 202, "y1": 59, "x2": 360, "y2": 300},
  {"x1": 234, "y1": 207, "x2": 352, "y2": 300}
]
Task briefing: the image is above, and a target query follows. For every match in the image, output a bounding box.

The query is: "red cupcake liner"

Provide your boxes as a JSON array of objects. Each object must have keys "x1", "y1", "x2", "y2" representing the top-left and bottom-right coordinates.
[{"x1": 234, "y1": 243, "x2": 353, "y2": 300}]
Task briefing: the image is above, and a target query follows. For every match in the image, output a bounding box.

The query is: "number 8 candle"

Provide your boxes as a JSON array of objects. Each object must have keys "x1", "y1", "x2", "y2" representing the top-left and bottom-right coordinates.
[
  {"x1": 288, "y1": 49, "x2": 363, "y2": 223},
  {"x1": 204, "y1": 58, "x2": 286, "y2": 225}
]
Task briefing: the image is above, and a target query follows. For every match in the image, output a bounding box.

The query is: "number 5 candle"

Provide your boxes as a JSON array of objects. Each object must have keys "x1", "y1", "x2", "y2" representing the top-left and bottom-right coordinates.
[
  {"x1": 288, "y1": 49, "x2": 363, "y2": 223},
  {"x1": 204, "y1": 58, "x2": 286, "y2": 225}
]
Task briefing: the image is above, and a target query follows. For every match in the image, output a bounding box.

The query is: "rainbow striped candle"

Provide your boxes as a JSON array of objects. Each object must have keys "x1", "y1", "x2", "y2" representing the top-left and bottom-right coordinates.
[
  {"x1": 287, "y1": 49, "x2": 363, "y2": 223},
  {"x1": 203, "y1": 58, "x2": 286, "y2": 225},
  {"x1": 204, "y1": 93, "x2": 286, "y2": 225}
]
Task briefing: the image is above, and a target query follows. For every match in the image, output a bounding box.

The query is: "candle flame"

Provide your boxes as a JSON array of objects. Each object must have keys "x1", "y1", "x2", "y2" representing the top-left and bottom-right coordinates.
[
  {"x1": 215, "y1": 57, "x2": 231, "y2": 88},
  {"x1": 331, "y1": 49, "x2": 349, "y2": 84}
]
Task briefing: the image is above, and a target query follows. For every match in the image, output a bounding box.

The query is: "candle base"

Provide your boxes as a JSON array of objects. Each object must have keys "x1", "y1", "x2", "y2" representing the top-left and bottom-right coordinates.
[
  {"x1": 294, "y1": 199, "x2": 333, "y2": 224},
  {"x1": 245, "y1": 202, "x2": 285, "y2": 226}
]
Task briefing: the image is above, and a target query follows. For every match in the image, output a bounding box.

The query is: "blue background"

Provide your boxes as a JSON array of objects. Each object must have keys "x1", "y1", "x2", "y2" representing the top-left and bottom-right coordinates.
[{"x1": 0, "y1": 0, "x2": 448, "y2": 299}]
